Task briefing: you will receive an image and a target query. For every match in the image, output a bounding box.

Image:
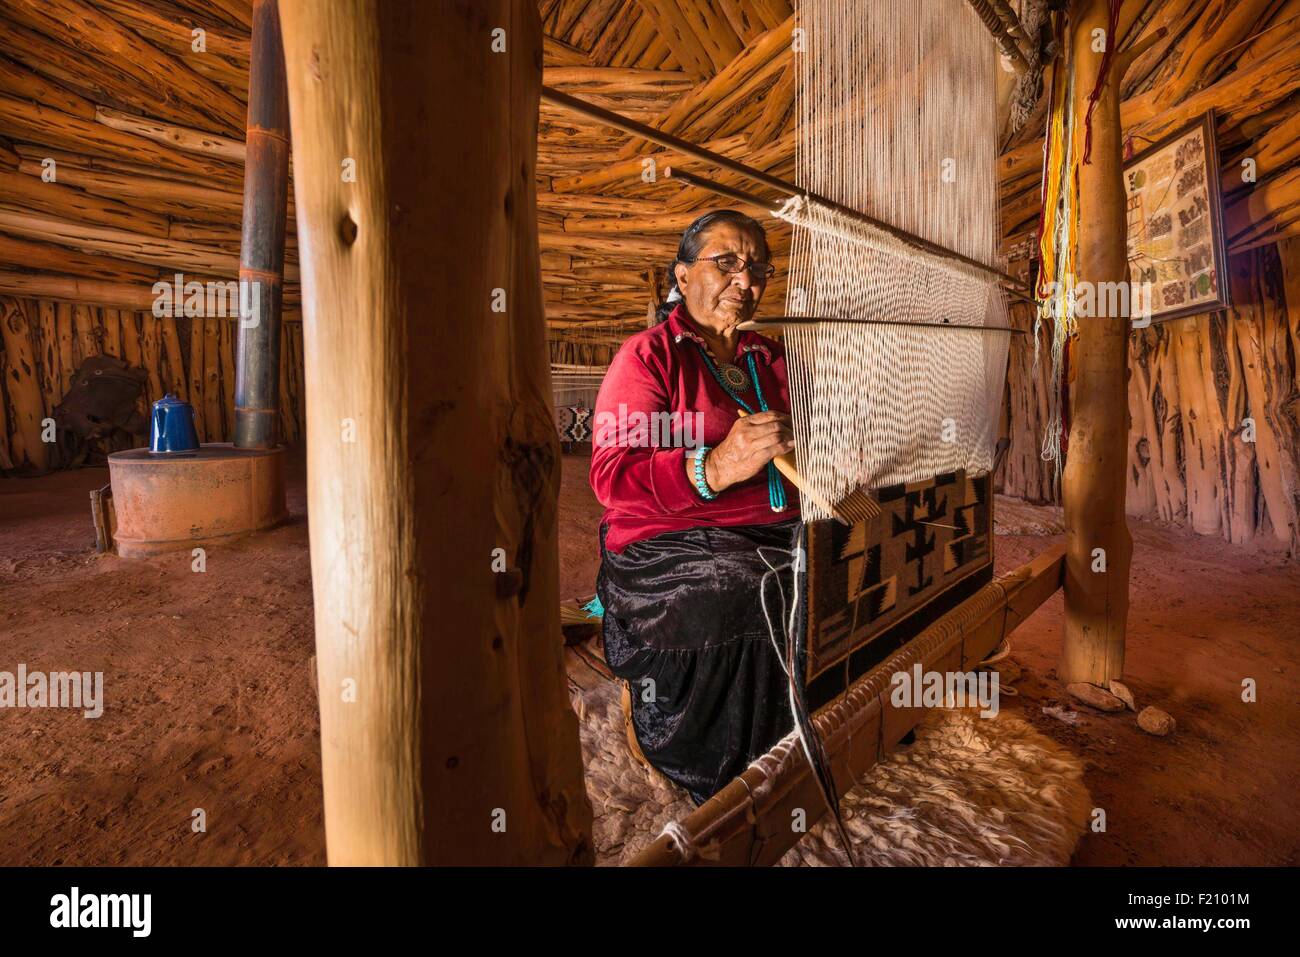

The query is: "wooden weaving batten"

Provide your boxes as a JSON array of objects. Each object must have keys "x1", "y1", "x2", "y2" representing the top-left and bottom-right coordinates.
[{"x1": 735, "y1": 409, "x2": 880, "y2": 525}]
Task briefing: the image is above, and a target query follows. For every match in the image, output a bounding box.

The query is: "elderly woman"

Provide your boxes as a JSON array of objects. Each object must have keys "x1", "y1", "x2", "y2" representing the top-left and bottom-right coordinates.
[{"x1": 590, "y1": 210, "x2": 799, "y2": 805}]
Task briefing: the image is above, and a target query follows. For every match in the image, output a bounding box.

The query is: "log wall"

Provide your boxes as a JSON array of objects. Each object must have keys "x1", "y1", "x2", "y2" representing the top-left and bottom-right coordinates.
[
  {"x1": 0, "y1": 294, "x2": 305, "y2": 471},
  {"x1": 1001, "y1": 237, "x2": 1300, "y2": 554}
]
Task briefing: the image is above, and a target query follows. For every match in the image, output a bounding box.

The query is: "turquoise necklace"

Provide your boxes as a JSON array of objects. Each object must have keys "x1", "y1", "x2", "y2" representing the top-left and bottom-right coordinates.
[{"x1": 692, "y1": 342, "x2": 788, "y2": 513}]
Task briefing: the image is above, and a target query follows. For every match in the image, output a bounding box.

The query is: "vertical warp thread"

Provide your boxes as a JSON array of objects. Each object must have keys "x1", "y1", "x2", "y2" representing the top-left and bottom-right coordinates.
[{"x1": 776, "y1": 0, "x2": 1011, "y2": 521}]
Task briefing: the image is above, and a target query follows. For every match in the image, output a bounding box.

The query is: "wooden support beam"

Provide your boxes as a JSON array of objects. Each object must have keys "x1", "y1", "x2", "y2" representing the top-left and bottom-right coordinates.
[
  {"x1": 1060, "y1": 0, "x2": 1135, "y2": 687},
  {"x1": 280, "y1": 0, "x2": 592, "y2": 865},
  {"x1": 630, "y1": 543, "x2": 1068, "y2": 866},
  {"x1": 233, "y1": 0, "x2": 289, "y2": 450}
]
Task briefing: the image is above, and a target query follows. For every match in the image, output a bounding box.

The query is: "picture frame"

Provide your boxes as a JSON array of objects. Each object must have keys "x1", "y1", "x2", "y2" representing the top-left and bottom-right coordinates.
[{"x1": 1124, "y1": 109, "x2": 1231, "y2": 324}]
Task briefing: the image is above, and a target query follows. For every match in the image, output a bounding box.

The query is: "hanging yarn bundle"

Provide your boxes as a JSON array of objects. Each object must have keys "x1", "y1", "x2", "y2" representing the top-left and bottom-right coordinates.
[
  {"x1": 1034, "y1": 36, "x2": 1081, "y2": 470},
  {"x1": 1034, "y1": 0, "x2": 1119, "y2": 471},
  {"x1": 771, "y1": 0, "x2": 1012, "y2": 522}
]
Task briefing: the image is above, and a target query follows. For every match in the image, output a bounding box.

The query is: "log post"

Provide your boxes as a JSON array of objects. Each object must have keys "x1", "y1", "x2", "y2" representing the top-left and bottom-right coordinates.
[
  {"x1": 279, "y1": 0, "x2": 593, "y2": 864},
  {"x1": 0, "y1": 296, "x2": 49, "y2": 472},
  {"x1": 1059, "y1": 0, "x2": 1137, "y2": 685},
  {"x1": 233, "y1": 0, "x2": 289, "y2": 449}
]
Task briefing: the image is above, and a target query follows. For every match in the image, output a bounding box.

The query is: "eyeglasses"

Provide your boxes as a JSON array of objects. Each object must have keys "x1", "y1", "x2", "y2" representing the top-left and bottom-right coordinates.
[{"x1": 683, "y1": 254, "x2": 776, "y2": 280}]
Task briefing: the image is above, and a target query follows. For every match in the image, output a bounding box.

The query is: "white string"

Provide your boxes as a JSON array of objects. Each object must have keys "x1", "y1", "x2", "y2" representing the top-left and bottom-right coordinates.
[
  {"x1": 780, "y1": 0, "x2": 1011, "y2": 521},
  {"x1": 757, "y1": 539, "x2": 824, "y2": 787},
  {"x1": 550, "y1": 364, "x2": 608, "y2": 410},
  {"x1": 659, "y1": 819, "x2": 697, "y2": 862}
]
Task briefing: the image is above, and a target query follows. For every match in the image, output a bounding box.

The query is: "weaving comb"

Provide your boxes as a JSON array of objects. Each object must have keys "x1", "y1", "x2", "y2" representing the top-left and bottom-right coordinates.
[{"x1": 736, "y1": 409, "x2": 880, "y2": 526}]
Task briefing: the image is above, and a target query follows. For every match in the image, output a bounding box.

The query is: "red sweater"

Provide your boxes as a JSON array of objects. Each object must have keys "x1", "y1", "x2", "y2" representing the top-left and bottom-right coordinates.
[{"x1": 589, "y1": 304, "x2": 798, "y2": 552}]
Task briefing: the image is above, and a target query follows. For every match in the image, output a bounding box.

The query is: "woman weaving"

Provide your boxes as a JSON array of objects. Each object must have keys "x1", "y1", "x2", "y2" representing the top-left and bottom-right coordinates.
[{"x1": 590, "y1": 210, "x2": 799, "y2": 805}]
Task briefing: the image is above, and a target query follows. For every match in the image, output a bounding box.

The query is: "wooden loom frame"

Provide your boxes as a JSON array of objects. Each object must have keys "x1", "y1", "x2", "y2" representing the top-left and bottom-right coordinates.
[
  {"x1": 546, "y1": 48, "x2": 1054, "y2": 867},
  {"x1": 629, "y1": 543, "x2": 1066, "y2": 866}
]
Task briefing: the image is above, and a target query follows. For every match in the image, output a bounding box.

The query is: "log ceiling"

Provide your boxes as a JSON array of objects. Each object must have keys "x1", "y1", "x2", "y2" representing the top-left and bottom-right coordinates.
[{"x1": 0, "y1": 0, "x2": 1295, "y2": 347}]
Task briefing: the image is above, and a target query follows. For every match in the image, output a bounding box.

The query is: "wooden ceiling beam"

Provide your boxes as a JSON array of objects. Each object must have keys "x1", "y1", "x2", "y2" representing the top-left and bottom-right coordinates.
[
  {"x1": 94, "y1": 106, "x2": 247, "y2": 163},
  {"x1": 0, "y1": 230, "x2": 161, "y2": 283},
  {"x1": 92, "y1": 0, "x2": 252, "y2": 62},
  {"x1": 1225, "y1": 165, "x2": 1300, "y2": 251},
  {"x1": 568, "y1": 0, "x2": 628, "y2": 52},
  {"x1": 0, "y1": 95, "x2": 243, "y2": 185},
  {"x1": 1122, "y1": 0, "x2": 1207, "y2": 98},
  {"x1": 747, "y1": 62, "x2": 795, "y2": 150},
  {"x1": 1126, "y1": 31, "x2": 1300, "y2": 143},
  {"x1": 633, "y1": 0, "x2": 715, "y2": 78},
  {"x1": 587, "y1": 1, "x2": 641, "y2": 66},
  {"x1": 0, "y1": 17, "x2": 216, "y2": 131},
  {"x1": 617, "y1": 14, "x2": 792, "y2": 158},
  {"x1": 540, "y1": 229, "x2": 676, "y2": 258},
  {"x1": 7, "y1": 0, "x2": 246, "y2": 134},
  {"x1": 607, "y1": 10, "x2": 658, "y2": 67},
  {"x1": 167, "y1": 0, "x2": 253, "y2": 32},
  {"x1": 537, "y1": 190, "x2": 661, "y2": 215},
  {"x1": 550, "y1": 133, "x2": 749, "y2": 193},
  {"x1": 543, "y1": 34, "x2": 594, "y2": 67},
  {"x1": 1145, "y1": 0, "x2": 1288, "y2": 112},
  {"x1": 0, "y1": 168, "x2": 170, "y2": 237},
  {"x1": 676, "y1": 0, "x2": 745, "y2": 71},
  {"x1": 0, "y1": 207, "x2": 301, "y2": 280},
  {"x1": 11, "y1": 143, "x2": 242, "y2": 193},
  {"x1": 0, "y1": 54, "x2": 96, "y2": 120},
  {"x1": 543, "y1": 66, "x2": 694, "y2": 96},
  {"x1": 716, "y1": 0, "x2": 772, "y2": 45}
]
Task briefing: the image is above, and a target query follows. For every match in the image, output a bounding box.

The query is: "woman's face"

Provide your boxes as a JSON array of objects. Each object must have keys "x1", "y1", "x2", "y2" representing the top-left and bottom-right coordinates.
[{"x1": 674, "y1": 222, "x2": 768, "y2": 334}]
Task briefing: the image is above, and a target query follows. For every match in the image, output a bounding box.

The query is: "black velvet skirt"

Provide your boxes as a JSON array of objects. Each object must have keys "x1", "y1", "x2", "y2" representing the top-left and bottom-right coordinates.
[{"x1": 596, "y1": 520, "x2": 800, "y2": 805}]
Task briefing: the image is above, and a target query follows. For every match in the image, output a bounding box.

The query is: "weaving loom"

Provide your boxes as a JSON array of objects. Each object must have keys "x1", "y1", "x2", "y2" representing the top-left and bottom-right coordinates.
[
  {"x1": 751, "y1": 0, "x2": 1012, "y2": 717},
  {"x1": 551, "y1": 363, "x2": 606, "y2": 443}
]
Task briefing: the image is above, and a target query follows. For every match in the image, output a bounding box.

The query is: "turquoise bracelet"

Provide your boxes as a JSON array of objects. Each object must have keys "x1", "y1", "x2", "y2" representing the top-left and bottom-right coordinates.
[{"x1": 692, "y1": 446, "x2": 717, "y2": 500}]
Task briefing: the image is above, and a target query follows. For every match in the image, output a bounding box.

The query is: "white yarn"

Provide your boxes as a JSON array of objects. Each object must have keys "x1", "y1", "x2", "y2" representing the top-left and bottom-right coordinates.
[
  {"x1": 779, "y1": 0, "x2": 1012, "y2": 520},
  {"x1": 659, "y1": 819, "x2": 697, "y2": 862},
  {"x1": 550, "y1": 363, "x2": 608, "y2": 410}
]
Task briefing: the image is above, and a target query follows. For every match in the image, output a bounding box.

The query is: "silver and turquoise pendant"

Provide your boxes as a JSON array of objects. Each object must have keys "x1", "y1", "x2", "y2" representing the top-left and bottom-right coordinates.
[{"x1": 718, "y1": 362, "x2": 749, "y2": 391}]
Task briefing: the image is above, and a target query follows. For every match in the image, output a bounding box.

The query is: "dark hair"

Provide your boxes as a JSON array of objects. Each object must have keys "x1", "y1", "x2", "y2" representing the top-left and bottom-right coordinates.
[{"x1": 655, "y1": 210, "x2": 770, "y2": 323}]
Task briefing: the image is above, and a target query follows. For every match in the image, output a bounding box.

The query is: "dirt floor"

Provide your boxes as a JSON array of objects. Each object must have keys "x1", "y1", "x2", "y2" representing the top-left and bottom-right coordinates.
[{"x1": 0, "y1": 450, "x2": 1296, "y2": 865}]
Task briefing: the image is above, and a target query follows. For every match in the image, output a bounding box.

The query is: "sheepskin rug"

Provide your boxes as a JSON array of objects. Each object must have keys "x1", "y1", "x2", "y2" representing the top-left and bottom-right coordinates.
[{"x1": 576, "y1": 677, "x2": 1091, "y2": 866}]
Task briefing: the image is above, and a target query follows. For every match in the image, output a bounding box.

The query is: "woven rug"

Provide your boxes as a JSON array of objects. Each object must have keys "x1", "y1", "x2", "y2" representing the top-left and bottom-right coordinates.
[{"x1": 576, "y1": 677, "x2": 1091, "y2": 866}]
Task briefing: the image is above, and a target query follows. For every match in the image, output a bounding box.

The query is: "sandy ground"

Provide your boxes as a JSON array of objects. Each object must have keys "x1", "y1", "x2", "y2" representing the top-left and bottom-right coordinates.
[{"x1": 0, "y1": 450, "x2": 1296, "y2": 865}]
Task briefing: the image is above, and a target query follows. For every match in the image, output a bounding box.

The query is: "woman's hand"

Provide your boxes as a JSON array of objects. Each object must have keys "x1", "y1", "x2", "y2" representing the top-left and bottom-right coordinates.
[{"x1": 703, "y1": 411, "x2": 794, "y2": 493}]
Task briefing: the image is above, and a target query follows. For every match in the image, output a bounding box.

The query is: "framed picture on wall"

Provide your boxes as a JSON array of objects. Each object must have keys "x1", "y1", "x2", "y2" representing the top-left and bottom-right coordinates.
[{"x1": 1124, "y1": 109, "x2": 1231, "y2": 323}]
